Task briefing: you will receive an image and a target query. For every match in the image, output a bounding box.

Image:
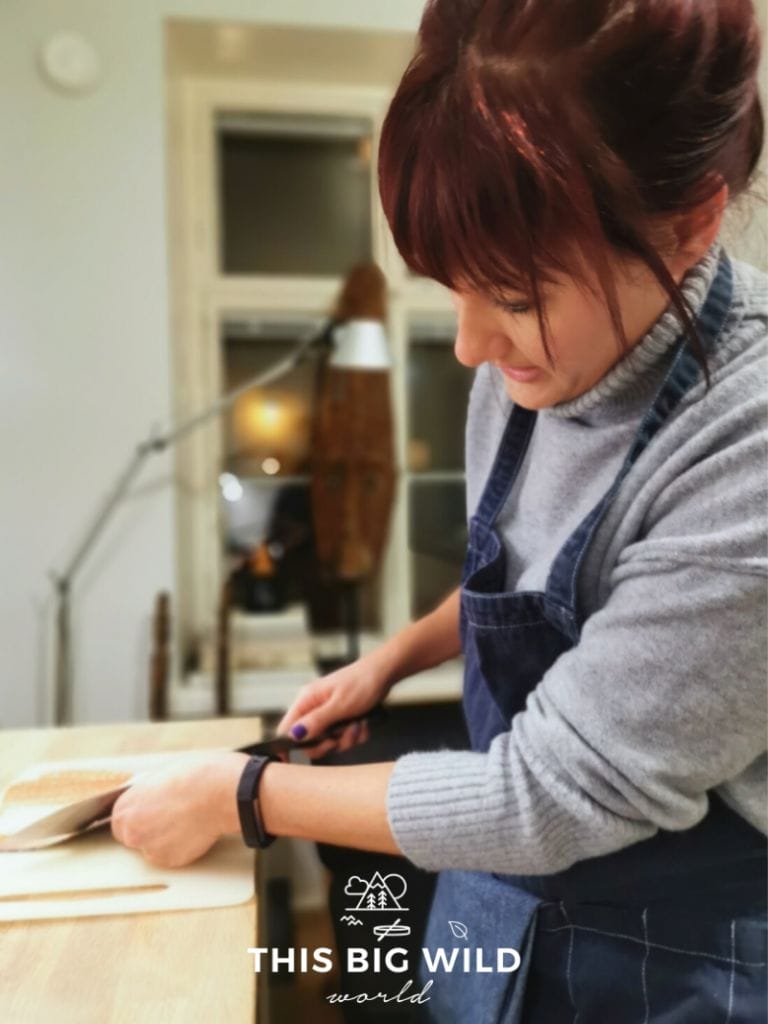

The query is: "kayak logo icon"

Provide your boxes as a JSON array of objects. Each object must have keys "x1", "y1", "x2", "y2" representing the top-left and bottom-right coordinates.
[{"x1": 344, "y1": 871, "x2": 409, "y2": 912}]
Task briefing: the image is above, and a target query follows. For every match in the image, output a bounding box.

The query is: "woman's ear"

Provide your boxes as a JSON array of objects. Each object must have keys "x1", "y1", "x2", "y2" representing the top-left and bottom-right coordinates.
[{"x1": 668, "y1": 182, "x2": 729, "y2": 274}]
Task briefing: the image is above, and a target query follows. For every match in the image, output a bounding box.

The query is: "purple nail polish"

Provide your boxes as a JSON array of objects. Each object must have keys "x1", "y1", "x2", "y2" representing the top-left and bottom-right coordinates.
[{"x1": 291, "y1": 723, "x2": 307, "y2": 740}]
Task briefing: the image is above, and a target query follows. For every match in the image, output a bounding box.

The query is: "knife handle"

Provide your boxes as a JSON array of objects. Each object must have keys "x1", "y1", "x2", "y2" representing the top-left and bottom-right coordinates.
[
  {"x1": 236, "y1": 704, "x2": 387, "y2": 756},
  {"x1": 310, "y1": 703, "x2": 387, "y2": 738}
]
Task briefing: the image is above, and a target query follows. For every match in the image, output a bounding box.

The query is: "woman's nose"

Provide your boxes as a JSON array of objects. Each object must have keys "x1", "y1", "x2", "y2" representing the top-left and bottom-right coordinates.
[{"x1": 453, "y1": 300, "x2": 512, "y2": 368}]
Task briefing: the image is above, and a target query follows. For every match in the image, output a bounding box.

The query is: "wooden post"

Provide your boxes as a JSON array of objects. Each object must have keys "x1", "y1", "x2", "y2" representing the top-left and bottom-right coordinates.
[
  {"x1": 148, "y1": 592, "x2": 170, "y2": 721},
  {"x1": 215, "y1": 581, "x2": 232, "y2": 717}
]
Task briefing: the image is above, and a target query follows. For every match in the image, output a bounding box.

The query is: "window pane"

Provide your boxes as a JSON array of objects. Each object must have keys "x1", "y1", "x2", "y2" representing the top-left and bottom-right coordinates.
[
  {"x1": 409, "y1": 480, "x2": 468, "y2": 618},
  {"x1": 222, "y1": 319, "x2": 320, "y2": 478},
  {"x1": 221, "y1": 479, "x2": 381, "y2": 631},
  {"x1": 407, "y1": 323, "x2": 472, "y2": 472},
  {"x1": 217, "y1": 112, "x2": 373, "y2": 276},
  {"x1": 221, "y1": 480, "x2": 313, "y2": 609},
  {"x1": 219, "y1": 318, "x2": 382, "y2": 633}
]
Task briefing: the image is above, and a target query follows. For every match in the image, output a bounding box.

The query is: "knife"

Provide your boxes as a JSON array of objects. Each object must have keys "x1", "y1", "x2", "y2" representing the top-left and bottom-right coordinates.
[
  {"x1": 0, "y1": 785, "x2": 130, "y2": 852},
  {"x1": 236, "y1": 703, "x2": 387, "y2": 757},
  {"x1": 0, "y1": 705, "x2": 386, "y2": 851}
]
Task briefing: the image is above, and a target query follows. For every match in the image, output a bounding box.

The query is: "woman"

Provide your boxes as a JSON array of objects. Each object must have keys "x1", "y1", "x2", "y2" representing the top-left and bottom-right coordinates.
[{"x1": 113, "y1": 1, "x2": 767, "y2": 1019}]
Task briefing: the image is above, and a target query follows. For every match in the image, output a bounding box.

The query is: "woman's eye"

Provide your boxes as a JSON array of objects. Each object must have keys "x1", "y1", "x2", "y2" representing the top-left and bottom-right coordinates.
[
  {"x1": 497, "y1": 301, "x2": 532, "y2": 315},
  {"x1": 491, "y1": 294, "x2": 532, "y2": 314}
]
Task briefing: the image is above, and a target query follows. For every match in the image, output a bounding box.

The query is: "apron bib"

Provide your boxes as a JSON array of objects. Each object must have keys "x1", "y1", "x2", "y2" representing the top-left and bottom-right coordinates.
[{"x1": 420, "y1": 253, "x2": 767, "y2": 1022}]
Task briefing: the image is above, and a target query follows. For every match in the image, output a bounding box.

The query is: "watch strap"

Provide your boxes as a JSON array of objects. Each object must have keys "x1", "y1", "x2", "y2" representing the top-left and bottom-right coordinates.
[{"x1": 237, "y1": 755, "x2": 277, "y2": 849}]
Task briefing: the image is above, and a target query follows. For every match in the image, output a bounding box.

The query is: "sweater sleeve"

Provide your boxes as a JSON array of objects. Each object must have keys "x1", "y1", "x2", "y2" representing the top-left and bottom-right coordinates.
[{"x1": 385, "y1": 396, "x2": 768, "y2": 875}]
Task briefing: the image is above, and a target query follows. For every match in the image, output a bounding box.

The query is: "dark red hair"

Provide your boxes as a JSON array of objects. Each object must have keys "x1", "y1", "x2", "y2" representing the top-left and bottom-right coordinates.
[{"x1": 378, "y1": 0, "x2": 763, "y2": 369}]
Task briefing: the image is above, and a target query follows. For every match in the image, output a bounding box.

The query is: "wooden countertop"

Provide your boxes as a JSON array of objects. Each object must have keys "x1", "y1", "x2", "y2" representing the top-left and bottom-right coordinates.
[{"x1": 0, "y1": 717, "x2": 264, "y2": 1024}]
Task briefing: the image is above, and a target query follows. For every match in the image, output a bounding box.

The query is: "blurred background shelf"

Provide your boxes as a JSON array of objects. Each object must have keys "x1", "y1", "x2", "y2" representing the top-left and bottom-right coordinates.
[{"x1": 169, "y1": 656, "x2": 464, "y2": 718}]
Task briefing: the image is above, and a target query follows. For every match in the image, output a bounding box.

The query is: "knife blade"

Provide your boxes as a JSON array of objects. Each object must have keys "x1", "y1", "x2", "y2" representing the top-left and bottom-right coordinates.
[
  {"x1": 0, "y1": 784, "x2": 130, "y2": 851},
  {"x1": 0, "y1": 704, "x2": 387, "y2": 851}
]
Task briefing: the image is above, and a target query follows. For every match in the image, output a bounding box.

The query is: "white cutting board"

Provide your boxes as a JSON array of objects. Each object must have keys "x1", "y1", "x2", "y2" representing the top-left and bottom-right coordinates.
[{"x1": 0, "y1": 750, "x2": 255, "y2": 922}]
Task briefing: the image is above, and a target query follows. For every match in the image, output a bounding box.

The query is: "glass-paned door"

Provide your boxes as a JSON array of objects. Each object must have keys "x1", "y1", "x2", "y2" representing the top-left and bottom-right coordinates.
[
  {"x1": 219, "y1": 315, "x2": 381, "y2": 632},
  {"x1": 216, "y1": 112, "x2": 374, "y2": 277}
]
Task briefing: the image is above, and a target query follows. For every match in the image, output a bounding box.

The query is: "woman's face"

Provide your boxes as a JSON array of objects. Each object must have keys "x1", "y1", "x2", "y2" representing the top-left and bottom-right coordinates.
[{"x1": 451, "y1": 254, "x2": 684, "y2": 409}]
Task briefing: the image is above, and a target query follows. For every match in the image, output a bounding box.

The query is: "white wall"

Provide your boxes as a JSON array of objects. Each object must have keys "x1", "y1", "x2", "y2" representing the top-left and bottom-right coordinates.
[{"x1": 0, "y1": 0, "x2": 425, "y2": 728}]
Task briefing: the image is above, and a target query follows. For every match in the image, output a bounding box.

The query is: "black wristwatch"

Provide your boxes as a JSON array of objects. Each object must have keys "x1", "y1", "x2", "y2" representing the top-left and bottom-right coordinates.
[{"x1": 237, "y1": 755, "x2": 277, "y2": 849}]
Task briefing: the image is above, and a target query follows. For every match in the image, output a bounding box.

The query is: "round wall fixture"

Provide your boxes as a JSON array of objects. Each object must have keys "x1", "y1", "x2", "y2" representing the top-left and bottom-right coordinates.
[{"x1": 39, "y1": 32, "x2": 102, "y2": 94}]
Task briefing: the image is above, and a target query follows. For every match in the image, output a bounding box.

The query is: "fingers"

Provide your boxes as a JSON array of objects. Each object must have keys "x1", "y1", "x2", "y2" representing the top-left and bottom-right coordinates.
[
  {"x1": 336, "y1": 721, "x2": 362, "y2": 753},
  {"x1": 288, "y1": 700, "x2": 349, "y2": 744},
  {"x1": 276, "y1": 703, "x2": 302, "y2": 736},
  {"x1": 276, "y1": 681, "x2": 330, "y2": 735},
  {"x1": 305, "y1": 719, "x2": 371, "y2": 759},
  {"x1": 141, "y1": 843, "x2": 211, "y2": 870},
  {"x1": 301, "y1": 738, "x2": 339, "y2": 760},
  {"x1": 297, "y1": 722, "x2": 356, "y2": 760},
  {"x1": 110, "y1": 793, "x2": 129, "y2": 846},
  {"x1": 275, "y1": 668, "x2": 379, "y2": 755},
  {"x1": 111, "y1": 794, "x2": 216, "y2": 868}
]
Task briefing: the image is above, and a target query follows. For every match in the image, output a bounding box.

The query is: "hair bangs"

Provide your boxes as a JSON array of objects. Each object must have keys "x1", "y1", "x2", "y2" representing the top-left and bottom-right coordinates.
[
  {"x1": 375, "y1": 0, "x2": 762, "y2": 382},
  {"x1": 380, "y1": 80, "x2": 573, "y2": 304},
  {"x1": 379, "y1": 67, "x2": 605, "y2": 362}
]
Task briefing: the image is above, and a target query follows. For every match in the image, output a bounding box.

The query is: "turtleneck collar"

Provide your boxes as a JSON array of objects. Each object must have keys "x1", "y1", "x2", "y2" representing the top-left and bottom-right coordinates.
[{"x1": 546, "y1": 242, "x2": 722, "y2": 423}]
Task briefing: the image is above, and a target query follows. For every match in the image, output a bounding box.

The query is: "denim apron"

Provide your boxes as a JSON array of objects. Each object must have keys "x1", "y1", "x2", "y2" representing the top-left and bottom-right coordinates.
[{"x1": 421, "y1": 253, "x2": 767, "y2": 1023}]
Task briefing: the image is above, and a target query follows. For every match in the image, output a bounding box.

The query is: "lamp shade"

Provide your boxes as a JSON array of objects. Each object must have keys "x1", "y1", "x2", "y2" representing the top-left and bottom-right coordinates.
[{"x1": 329, "y1": 319, "x2": 390, "y2": 370}]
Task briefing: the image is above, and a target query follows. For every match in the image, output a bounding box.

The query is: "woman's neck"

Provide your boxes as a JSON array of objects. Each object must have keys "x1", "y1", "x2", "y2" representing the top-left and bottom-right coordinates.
[{"x1": 547, "y1": 243, "x2": 722, "y2": 422}]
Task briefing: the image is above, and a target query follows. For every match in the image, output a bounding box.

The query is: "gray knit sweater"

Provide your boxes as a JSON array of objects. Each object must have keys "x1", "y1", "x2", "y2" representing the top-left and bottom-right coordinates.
[{"x1": 386, "y1": 245, "x2": 768, "y2": 875}]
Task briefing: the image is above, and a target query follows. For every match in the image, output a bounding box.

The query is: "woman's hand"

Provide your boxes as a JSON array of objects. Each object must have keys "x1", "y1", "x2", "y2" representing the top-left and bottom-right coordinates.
[
  {"x1": 110, "y1": 751, "x2": 249, "y2": 868},
  {"x1": 276, "y1": 652, "x2": 395, "y2": 759},
  {"x1": 277, "y1": 591, "x2": 462, "y2": 758}
]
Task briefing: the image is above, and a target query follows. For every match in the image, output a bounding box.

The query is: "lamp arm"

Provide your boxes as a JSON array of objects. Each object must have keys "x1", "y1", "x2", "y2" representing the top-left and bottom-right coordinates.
[
  {"x1": 156, "y1": 333, "x2": 320, "y2": 450},
  {"x1": 53, "y1": 328, "x2": 321, "y2": 591},
  {"x1": 49, "y1": 326, "x2": 323, "y2": 723},
  {"x1": 52, "y1": 449, "x2": 148, "y2": 591}
]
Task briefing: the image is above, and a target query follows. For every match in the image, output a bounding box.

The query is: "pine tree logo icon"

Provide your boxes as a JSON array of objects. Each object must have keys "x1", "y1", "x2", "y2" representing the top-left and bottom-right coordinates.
[{"x1": 343, "y1": 872, "x2": 409, "y2": 912}]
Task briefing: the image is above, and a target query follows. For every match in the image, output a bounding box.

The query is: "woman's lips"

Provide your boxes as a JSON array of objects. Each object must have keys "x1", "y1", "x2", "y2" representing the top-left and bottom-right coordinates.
[{"x1": 499, "y1": 365, "x2": 542, "y2": 383}]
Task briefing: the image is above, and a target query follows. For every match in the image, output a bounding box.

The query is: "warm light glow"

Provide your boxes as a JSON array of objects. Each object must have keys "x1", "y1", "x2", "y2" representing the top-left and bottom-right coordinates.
[
  {"x1": 407, "y1": 438, "x2": 432, "y2": 472},
  {"x1": 250, "y1": 397, "x2": 283, "y2": 432},
  {"x1": 261, "y1": 457, "x2": 281, "y2": 476},
  {"x1": 230, "y1": 390, "x2": 310, "y2": 471},
  {"x1": 219, "y1": 472, "x2": 243, "y2": 503},
  {"x1": 357, "y1": 136, "x2": 373, "y2": 167}
]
